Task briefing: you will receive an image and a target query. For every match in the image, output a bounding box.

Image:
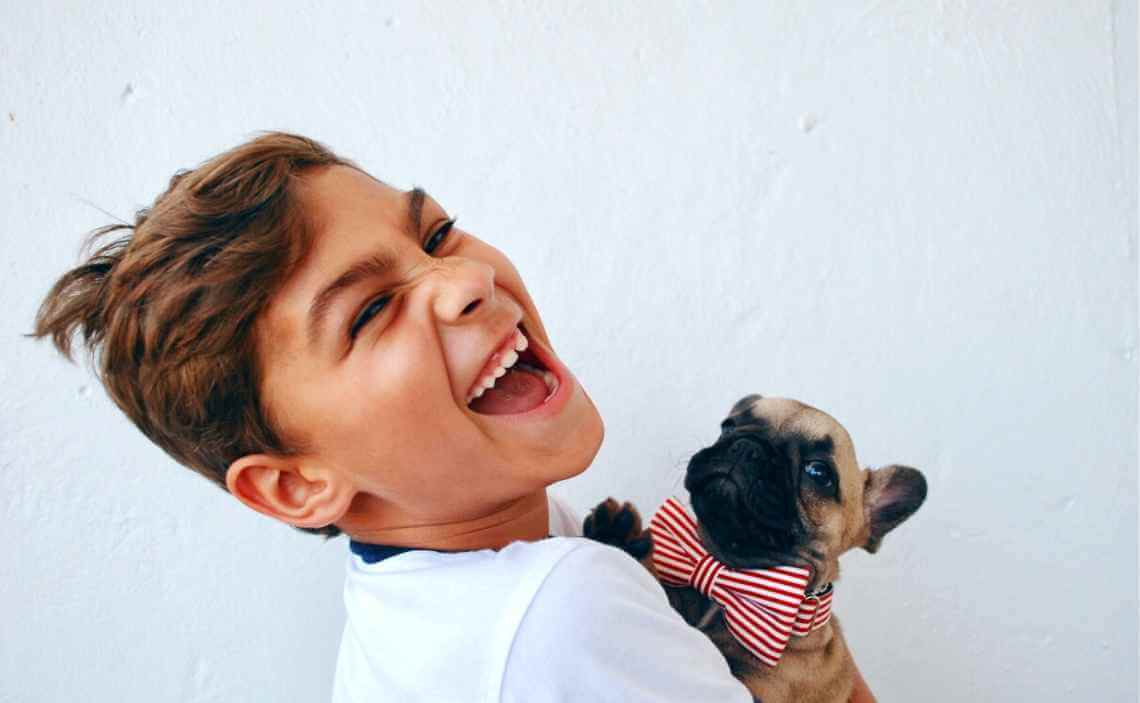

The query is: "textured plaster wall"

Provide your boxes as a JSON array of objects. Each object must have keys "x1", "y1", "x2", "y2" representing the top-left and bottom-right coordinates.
[{"x1": 2, "y1": 2, "x2": 1136, "y2": 701}]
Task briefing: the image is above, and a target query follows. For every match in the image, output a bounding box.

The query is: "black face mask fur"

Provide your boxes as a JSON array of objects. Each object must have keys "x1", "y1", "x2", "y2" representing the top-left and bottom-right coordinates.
[{"x1": 684, "y1": 430, "x2": 811, "y2": 569}]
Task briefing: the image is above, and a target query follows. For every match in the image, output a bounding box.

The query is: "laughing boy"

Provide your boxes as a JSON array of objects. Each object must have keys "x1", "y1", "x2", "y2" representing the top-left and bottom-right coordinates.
[{"x1": 30, "y1": 132, "x2": 872, "y2": 701}]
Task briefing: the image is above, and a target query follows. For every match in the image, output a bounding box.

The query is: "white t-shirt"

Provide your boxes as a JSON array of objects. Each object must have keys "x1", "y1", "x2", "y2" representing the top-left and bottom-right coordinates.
[{"x1": 330, "y1": 491, "x2": 752, "y2": 702}]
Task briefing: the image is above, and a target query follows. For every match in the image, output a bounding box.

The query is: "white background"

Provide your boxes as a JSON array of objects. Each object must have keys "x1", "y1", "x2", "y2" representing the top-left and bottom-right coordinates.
[{"x1": 2, "y1": 2, "x2": 1136, "y2": 701}]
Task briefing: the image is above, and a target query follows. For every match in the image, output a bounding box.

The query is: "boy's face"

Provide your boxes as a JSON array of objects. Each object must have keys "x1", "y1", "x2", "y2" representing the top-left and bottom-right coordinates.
[{"x1": 243, "y1": 165, "x2": 603, "y2": 530}]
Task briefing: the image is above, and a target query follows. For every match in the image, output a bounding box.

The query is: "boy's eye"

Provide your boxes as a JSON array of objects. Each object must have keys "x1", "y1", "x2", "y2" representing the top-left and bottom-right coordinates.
[
  {"x1": 424, "y1": 218, "x2": 456, "y2": 254},
  {"x1": 350, "y1": 294, "x2": 392, "y2": 339},
  {"x1": 349, "y1": 218, "x2": 455, "y2": 340}
]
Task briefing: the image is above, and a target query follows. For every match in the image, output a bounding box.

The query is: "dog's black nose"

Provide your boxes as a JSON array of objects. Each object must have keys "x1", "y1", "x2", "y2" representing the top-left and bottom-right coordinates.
[
  {"x1": 725, "y1": 436, "x2": 766, "y2": 460},
  {"x1": 689, "y1": 436, "x2": 766, "y2": 488},
  {"x1": 685, "y1": 443, "x2": 734, "y2": 489}
]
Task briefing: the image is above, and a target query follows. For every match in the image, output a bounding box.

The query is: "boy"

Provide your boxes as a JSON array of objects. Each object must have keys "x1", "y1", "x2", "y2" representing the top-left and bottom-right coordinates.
[{"x1": 30, "y1": 132, "x2": 872, "y2": 701}]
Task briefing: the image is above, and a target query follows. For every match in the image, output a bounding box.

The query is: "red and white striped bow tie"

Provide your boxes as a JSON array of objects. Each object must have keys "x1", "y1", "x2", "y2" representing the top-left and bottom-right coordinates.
[{"x1": 648, "y1": 497, "x2": 834, "y2": 667}]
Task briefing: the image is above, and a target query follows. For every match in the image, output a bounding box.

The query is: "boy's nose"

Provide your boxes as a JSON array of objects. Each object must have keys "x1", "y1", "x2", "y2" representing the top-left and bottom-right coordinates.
[{"x1": 428, "y1": 257, "x2": 496, "y2": 324}]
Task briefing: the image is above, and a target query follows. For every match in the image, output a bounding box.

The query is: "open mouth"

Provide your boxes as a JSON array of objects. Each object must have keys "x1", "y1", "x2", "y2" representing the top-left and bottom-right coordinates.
[{"x1": 465, "y1": 322, "x2": 562, "y2": 415}]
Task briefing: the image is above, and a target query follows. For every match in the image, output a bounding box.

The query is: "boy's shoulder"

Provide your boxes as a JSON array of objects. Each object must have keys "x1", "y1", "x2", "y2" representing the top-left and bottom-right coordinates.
[
  {"x1": 333, "y1": 535, "x2": 614, "y2": 702},
  {"x1": 334, "y1": 535, "x2": 751, "y2": 702},
  {"x1": 516, "y1": 537, "x2": 668, "y2": 633},
  {"x1": 527, "y1": 536, "x2": 660, "y2": 601},
  {"x1": 501, "y1": 537, "x2": 754, "y2": 702}
]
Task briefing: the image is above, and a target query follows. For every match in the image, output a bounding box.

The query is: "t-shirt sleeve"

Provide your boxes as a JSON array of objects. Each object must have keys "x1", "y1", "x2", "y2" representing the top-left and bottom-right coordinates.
[{"x1": 501, "y1": 540, "x2": 754, "y2": 703}]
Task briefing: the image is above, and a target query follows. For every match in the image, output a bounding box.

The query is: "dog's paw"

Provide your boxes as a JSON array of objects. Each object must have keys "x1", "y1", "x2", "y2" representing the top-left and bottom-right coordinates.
[{"x1": 582, "y1": 497, "x2": 653, "y2": 561}]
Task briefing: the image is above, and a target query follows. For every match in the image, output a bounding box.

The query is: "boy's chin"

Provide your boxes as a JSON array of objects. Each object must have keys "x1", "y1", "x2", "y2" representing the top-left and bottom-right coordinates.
[
  {"x1": 550, "y1": 397, "x2": 605, "y2": 480},
  {"x1": 517, "y1": 396, "x2": 605, "y2": 484}
]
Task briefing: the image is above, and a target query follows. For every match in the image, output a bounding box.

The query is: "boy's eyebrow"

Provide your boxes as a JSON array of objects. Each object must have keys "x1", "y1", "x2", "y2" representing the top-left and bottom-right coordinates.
[{"x1": 306, "y1": 187, "x2": 428, "y2": 349}]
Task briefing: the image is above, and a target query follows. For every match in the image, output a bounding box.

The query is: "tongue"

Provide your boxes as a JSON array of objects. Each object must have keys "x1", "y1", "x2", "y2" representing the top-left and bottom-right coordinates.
[{"x1": 469, "y1": 365, "x2": 549, "y2": 415}]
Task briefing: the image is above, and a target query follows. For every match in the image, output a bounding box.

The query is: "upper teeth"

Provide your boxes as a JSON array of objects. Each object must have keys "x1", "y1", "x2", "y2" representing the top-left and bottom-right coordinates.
[{"x1": 466, "y1": 329, "x2": 529, "y2": 403}]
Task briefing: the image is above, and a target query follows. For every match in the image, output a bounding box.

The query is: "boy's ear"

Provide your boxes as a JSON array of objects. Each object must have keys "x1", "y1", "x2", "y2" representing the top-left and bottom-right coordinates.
[
  {"x1": 861, "y1": 464, "x2": 928, "y2": 554},
  {"x1": 225, "y1": 453, "x2": 354, "y2": 530}
]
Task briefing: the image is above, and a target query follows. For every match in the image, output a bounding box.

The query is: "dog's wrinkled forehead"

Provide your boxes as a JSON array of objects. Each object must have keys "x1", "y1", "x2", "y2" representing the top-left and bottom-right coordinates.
[{"x1": 722, "y1": 394, "x2": 857, "y2": 467}]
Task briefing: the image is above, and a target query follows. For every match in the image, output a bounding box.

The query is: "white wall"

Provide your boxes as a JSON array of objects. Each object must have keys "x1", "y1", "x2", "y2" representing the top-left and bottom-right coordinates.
[{"x1": 2, "y1": 2, "x2": 1136, "y2": 701}]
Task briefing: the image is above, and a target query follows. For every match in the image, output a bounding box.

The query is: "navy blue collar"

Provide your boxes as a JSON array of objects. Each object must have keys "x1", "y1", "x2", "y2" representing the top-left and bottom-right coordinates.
[
  {"x1": 348, "y1": 540, "x2": 450, "y2": 564},
  {"x1": 349, "y1": 535, "x2": 556, "y2": 565}
]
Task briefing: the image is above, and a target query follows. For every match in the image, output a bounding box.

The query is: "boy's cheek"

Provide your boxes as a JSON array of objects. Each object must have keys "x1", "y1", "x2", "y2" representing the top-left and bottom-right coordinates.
[{"x1": 465, "y1": 236, "x2": 551, "y2": 343}]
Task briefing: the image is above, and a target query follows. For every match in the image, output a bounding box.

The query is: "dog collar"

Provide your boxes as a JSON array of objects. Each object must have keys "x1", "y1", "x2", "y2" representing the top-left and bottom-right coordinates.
[{"x1": 649, "y1": 497, "x2": 835, "y2": 667}]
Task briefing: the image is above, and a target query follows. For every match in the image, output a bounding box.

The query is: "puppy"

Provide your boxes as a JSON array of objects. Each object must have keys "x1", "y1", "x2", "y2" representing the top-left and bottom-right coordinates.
[{"x1": 584, "y1": 393, "x2": 927, "y2": 703}]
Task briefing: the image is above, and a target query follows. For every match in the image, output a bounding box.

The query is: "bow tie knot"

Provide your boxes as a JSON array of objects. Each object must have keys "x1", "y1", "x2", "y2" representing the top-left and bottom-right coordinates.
[
  {"x1": 689, "y1": 553, "x2": 726, "y2": 597},
  {"x1": 648, "y1": 497, "x2": 834, "y2": 667}
]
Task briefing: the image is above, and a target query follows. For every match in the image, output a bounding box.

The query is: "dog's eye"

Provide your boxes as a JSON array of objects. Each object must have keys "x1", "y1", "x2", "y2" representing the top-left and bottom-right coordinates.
[{"x1": 803, "y1": 461, "x2": 837, "y2": 493}]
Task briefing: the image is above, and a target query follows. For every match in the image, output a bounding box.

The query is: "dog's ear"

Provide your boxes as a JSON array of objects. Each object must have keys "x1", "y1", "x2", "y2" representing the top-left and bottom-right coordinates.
[{"x1": 861, "y1": 464, "x2": 927, "y2": 554}]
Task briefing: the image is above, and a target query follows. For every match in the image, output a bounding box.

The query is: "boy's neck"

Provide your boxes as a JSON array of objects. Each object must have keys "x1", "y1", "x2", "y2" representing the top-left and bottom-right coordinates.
[{"x1": 340, "y1": 488, "x2": 551, "y2": 551}]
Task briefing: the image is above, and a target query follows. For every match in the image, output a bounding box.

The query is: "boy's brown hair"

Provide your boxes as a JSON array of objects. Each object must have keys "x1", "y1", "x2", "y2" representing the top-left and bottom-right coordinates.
[{"x1": 26, "y1": 131, "x2": 359, "y2": 539}]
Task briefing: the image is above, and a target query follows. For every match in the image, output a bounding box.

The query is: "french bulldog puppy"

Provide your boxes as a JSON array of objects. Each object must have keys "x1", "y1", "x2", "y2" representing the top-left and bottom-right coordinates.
[{"x1": 584, "y1": 394, "x2": 927, "y2": 703}]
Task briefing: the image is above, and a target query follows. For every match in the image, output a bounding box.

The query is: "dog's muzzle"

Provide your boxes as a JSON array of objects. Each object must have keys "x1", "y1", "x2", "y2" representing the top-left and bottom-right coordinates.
[{"x1": 684, "y1": 433, "x2": 806, "y2": 560}]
